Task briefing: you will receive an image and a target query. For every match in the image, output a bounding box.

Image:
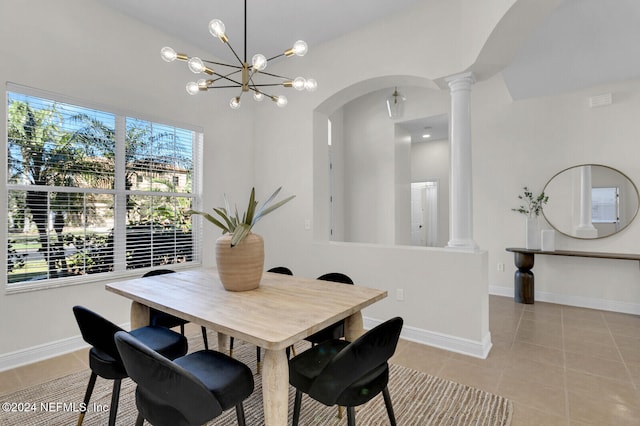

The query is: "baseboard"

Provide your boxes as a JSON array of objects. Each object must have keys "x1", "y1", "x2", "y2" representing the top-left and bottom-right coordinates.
[
  {"x1": 0, "y1": 335, "x2": 87, "y2": 372},
  {"x1": 489, "y1": 285, "x2": 640, "y2": 315},
  {"x1": 0, "y1": 322, "x2": 131, "y2": 373},
  {"x1": 364, "y1": 317, "x2": 492, "y2": 359},
  {"x1": 488, "y1": 285, "x2": 513, "y2": 298},
  {"x1": 2, "y1": 317, "x2": 497, "y2": 372}
]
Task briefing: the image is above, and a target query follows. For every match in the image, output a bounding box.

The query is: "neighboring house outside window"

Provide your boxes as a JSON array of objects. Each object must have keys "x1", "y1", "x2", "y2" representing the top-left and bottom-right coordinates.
[{"x1": 5, "y1": 84, "x2": 202, "y2": 292}]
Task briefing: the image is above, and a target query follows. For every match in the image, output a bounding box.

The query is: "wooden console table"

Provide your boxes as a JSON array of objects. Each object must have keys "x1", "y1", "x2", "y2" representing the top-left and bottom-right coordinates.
[{"x1": 505, "y1": 248, "x2": 640, "y2": 304}]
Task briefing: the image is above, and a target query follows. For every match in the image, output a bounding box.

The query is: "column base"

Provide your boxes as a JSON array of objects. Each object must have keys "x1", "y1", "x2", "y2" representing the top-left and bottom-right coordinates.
[{"x1": 446, "y1": 239, "x2": 479, "y2": 251}]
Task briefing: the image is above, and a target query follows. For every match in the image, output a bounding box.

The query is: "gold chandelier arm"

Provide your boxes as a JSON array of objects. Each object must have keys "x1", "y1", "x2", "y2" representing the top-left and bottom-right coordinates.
[
  {"x1": 265, "y1": 53, "x2": 285, "y2": 62},
  {"x1": 256, "y1": 70, "x2": 293, "y2": 80},
  {"x1": 211, "y1": 71, "x2": 243, "y2": 87},
  {"x1": 202, "y1": 59, "x2": 243, "y2": 69},
  {"x1": 248, "y1": 86, "x2": 279, "y2": 103},
  {"x1": 224, "y1": 40, "x2": 245, "y2": 67},
  {"x1": 251, "y1": 83, "x2": 291, "y2": 88}
]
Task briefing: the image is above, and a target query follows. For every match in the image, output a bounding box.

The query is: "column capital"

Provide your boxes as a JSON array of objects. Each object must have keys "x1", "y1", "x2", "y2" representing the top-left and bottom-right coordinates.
[{"x1": 446, "y1": 72, "x2": 475, "y2": 91}]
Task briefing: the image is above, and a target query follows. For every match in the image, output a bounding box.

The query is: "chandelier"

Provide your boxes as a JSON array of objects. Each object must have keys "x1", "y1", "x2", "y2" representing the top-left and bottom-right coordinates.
[
  {"x1": 386, "y1": 87, "x2": 406, "y2": 119},
  {"x1": 160, "y1": 0, "x2": 317, "y2": 109}
]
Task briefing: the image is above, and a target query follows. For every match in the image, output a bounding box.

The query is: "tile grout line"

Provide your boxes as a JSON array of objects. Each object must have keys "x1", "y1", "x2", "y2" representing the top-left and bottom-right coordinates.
[
  {"x1": 494, "y1": 302, "x2": 524, "y2": 408},
  {"x1": 560, "y1": 307, "x2": 571, "y2": 426},
  {"x1": 602, "y1": 312, "x2": 639, "y2": 393}
]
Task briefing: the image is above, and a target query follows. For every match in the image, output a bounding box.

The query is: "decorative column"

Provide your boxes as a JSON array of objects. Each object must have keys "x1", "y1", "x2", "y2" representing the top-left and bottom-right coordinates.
[
  {"x1": 575, "y1": 165, "x2": 598, "y2": 238},
  {"x1": 446, "y1": 72, "x2": 478, "y2": 250}
]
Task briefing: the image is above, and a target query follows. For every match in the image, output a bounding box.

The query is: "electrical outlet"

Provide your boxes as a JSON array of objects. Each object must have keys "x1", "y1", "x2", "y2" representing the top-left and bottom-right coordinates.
[
  {"x1": 396, "y1": 289, "x2": 404, "y2": 301},
  {"x1": 497, "y1": 263, "x2": 505, "y2": 272}
]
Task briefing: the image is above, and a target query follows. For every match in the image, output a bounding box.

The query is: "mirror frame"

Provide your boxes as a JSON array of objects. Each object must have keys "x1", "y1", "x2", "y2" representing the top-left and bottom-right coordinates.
[{"x1": 542, "y1": 164, "x2": 640, "y2": 239}]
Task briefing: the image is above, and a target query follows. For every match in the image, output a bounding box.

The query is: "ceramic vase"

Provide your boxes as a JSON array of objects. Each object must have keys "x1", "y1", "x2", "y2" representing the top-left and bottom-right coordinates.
[
  {"x1": 525, "y1": 216, "x2": 541, "y2": 250},
  {"x1": 215, "y1": 232, "x2": 264, "y2": 291}
]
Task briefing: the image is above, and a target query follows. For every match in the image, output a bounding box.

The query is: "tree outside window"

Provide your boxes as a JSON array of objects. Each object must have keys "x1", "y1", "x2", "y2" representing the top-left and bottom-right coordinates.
[{"x1": 6, "y1": 88, "x2": 201, "y2": 288}]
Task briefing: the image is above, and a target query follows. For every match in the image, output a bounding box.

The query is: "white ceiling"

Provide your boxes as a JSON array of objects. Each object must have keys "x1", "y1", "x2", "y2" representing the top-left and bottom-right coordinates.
[
  {"x1": 98, "y1": 0, "x2": 640, "y2": 99},
  {"x1": 97, "y1": 0, "x2": 420, "y2": 64},
  {"x1": 98, "y1": 0, "x2": 640, "y2": 142},
  {"x1": 397, "y1": 114, "x2": 449, "y2": 144},
  {"x1": 502, "y1": 0, "x2": 640, "y2": 100}
]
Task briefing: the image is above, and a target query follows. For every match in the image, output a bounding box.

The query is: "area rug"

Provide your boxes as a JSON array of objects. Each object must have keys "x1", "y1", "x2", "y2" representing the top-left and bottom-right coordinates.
[{"x1": 1, "y1": 337, "x2": 512, "y2": 425}]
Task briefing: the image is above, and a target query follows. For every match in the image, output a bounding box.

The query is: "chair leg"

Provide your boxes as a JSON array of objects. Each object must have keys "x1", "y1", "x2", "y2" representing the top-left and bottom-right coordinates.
[
  {"x1": 229, "y1": 336, "x2": 235, "y2": 357},
  {"x1": 347, "y1": 406, "x2": 356, "y2": 426},
  {"x1": 382, "y1": 386, "x2": 397, "y2": 426},
  {"x1": 235, "y1": 402, "x2": 247, "y2": 426},
  {"x1": 108, "y1": 379, "x2": 122, "y2": 426},
  {"x1": 201, "y1": 326, "x2": 209, "y2": 350},
  {"x1": 292, "y1": 390, "x2": 303, "y2": 426},
  {"x1": 135, "y1": 412, "x2": 145, "y2": 426},
  {"x1": 256, "y1": 346, "x2": 261, "y2": 374},
  {"x1": 77, "y1": 372, "x2": 97, "y2": 426},
  {"x1": 180, "y1": 324, "x2": 185, "y2": 335}
]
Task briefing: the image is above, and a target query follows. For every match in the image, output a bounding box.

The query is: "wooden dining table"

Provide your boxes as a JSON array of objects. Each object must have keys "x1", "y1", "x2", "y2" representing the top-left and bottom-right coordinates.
[{"x1": 105, "y1": 267, "x2": 387, "y2": 426}]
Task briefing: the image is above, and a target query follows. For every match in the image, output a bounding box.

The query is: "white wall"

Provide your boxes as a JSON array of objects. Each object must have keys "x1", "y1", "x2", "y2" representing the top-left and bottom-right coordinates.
[
  {"x1": 252, "y1": 0, "x2": 530, "y2": 358},
  {"x1": 0, "y1": 0, "x2": 253, "y2": 361},
  {"x1": 331, "y1": 86, "x2": 451, "y2": 246},
  {"x1": 343, "y1": 90, "x2": 396, "y2": 244},
  {"x1": 3, "y1": 0, "x2": 585, "y2": 367},
  {"x1": 473, "y1": 74, "x2": 640, "y2": 312},
  {"x1": 394, "y1": 126, "x2": 412, "y2": 246}
]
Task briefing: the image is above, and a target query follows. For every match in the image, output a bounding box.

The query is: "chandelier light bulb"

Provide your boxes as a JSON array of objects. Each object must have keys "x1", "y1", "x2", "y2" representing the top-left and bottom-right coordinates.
[
  {"x1": 253, "y1": 91, "x2": 264, "y2": 101},
  {"x1": 276, "y1": 95, "x2": 288, "y2": 108},
  {"x1": 304, "y1": 78, "x2": 318, "y2": 92},
  {"x1": 185, "y1": 82, "x2": 200, "y2": 95},
  {"x1": 230, "y1": 96, "x2": 241, "y2": 109},
  {"x1": 197, "y1": 79, "x2": 209, "y2": 90},
  {"x1": 251, "y1": 54, "x2": 267, "y2": 71},
  {"x1": 292, "y1": 40, "x2": 308, "y2": 56},
  {"x1": 160, "y1": 46, "x2": 177, "y2": 62},
  {"x1": 187, "y1": 57, "x2": 205, "y2": 74},
  {"x1": 292, "y1": 77, "x2": 306, "y2": 91},
  {"x1": 208, "y1": 19, "x2": 226, "y2": 39}
]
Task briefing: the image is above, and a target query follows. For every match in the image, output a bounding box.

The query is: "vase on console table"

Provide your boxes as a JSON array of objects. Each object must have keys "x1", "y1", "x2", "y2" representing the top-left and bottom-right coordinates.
[
  {"x1": 525, "y1": 216, "x2": 541, "y2": 250},
  {"x1": 511, "y1": 186, "x2": 548, "y2": 251}
]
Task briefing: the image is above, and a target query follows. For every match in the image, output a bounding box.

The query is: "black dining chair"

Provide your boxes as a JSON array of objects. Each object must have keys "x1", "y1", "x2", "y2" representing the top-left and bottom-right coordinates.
[
  {"x1": 114, "y1": 330, "x2": 254, "y2": 426},
  {"x1": 72, "y1": 305, "x2": 188, "y2": 426},
  {"x1": 265, "y1": 266, "x2": 293, "y2": 275},
  {"x1": 228, "y1": 266, "x2": 294, "y2": 373},
  {"x1": 143, "y1": 269, "x2": 209, "y2": 350},
  {"x1": 288, "y1": 316, "x2": 404, "y2": 426},
  {"x1": 304, "y1": 272, "x2": 354, "y2": 346}
]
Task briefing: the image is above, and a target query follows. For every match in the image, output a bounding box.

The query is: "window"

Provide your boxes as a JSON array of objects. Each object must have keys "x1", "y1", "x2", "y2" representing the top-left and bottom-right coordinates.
[
  {"x1": 592, "y1": 187, "x2": 619, "y2": 223},
  {"x1": 6, "y1": 85, "x2": 202, "y2": 291}
]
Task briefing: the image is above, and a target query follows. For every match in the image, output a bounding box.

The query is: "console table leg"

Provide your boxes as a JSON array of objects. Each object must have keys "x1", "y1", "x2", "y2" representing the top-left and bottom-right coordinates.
[
  {"x1": 514, "y1": 270, "x2": 534, "y2": 303},
  {"x1": 514, "y1": 252, "x2": 535, "y2": 304}
]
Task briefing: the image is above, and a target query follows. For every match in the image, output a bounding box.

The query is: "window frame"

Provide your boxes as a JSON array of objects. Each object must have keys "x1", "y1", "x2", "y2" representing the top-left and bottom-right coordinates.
[{"x1": 4, "y1": 83, "x2": 203, "y2": 294}]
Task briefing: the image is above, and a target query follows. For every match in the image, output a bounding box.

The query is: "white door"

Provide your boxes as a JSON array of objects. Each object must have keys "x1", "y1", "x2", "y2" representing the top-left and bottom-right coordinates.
[{"x1": 411, "y1": 181, "x2": 438, "y2": 246}]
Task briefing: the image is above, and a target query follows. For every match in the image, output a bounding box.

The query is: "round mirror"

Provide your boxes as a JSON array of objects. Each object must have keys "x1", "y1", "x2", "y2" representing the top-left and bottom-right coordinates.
[{"x1": 542, "y1": 164, "x2": 639, "y2": 239}]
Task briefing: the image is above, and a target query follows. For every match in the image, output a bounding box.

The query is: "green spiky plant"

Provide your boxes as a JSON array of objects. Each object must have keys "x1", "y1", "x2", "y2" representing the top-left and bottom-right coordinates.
[{"x1": 187, "y1": 187, "x2": 295, "y2": 247}]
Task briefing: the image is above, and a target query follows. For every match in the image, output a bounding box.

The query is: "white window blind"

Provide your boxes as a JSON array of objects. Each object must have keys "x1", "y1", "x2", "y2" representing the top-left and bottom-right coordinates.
[{"x1": 6, "y1": 86, "x2": 202, "y2": 291}]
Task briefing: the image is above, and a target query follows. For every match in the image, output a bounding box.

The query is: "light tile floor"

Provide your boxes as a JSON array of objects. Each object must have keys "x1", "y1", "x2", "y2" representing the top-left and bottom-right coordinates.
[
  {"x1": 1, "y1": 295, "x2": 639, "y2": 425},
  {"x1": 391, "y1": 296, "x2": 640, "y2": 425}
]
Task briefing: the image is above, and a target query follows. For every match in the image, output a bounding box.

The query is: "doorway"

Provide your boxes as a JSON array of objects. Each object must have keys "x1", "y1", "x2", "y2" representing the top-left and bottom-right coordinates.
[{"x1": 411, "y1": 181, "x2": 438, "y2": 246}]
